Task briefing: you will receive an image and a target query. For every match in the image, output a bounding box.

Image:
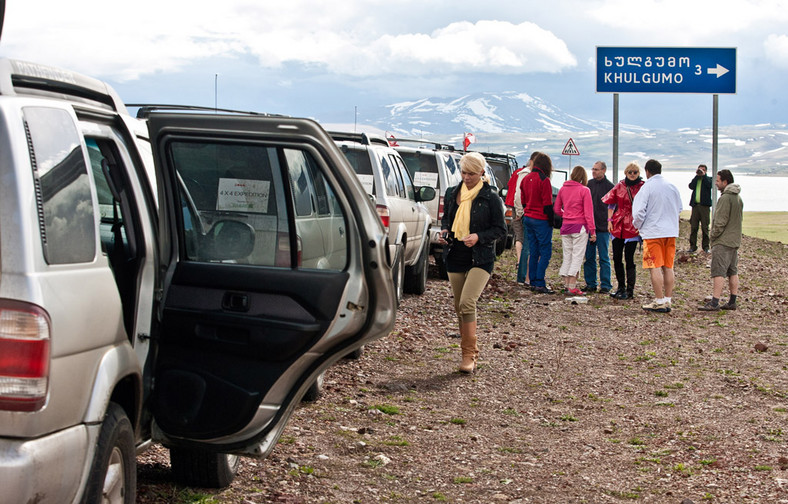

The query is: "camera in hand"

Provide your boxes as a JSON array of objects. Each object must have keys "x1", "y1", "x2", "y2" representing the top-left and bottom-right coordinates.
[{"x1": 696, "y1": 169, "x2": 704, "y2": 176}]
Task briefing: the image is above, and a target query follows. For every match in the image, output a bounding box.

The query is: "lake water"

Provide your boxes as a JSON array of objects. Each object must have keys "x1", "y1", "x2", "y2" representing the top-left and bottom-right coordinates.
[{"x1": 609, "y1": 170, "x2": 786, "y2": 212}]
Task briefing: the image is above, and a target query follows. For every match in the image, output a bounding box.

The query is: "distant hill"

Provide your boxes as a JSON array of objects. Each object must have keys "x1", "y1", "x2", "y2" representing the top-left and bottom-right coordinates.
[{"x1": 339, "y1": 92, "x2": 787, "y2": 176}]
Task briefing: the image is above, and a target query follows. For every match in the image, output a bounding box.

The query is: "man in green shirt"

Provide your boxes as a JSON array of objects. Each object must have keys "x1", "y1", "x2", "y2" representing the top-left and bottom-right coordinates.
[
  {"x1": 698, "y1": 170, "x2": 743, "y2": 311},
  {"x1": 687, "y1": 164, "x2": 713, "y2": 253}
]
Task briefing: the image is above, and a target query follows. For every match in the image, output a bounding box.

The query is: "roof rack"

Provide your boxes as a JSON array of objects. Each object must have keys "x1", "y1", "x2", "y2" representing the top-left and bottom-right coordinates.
[
  {"x1": 127, "y1": 104, "x2": 285, "y2": 119},
  {"x1": 388, "y1": 136, "x2": 459, "y2": 152},
  {"x1": 327, "y1": 131, "x2": 390, "y2": 147},
  {"x1": 0, "y1": 58, "x2": 121, "y2": 111}
]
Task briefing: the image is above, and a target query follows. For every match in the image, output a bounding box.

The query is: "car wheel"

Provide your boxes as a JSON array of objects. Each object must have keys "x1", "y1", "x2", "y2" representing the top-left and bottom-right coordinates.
[
  {"x1": 434, "y1": 253, "x2": 448, "y2": 280},
  {"x1": 404, "y1": 239, "x2": 429, "y2": 295},
  {"x1": 83, "y1": 402, "x2": 136, "y2": 504},
  {"x1": 393, "y1": 247, "x2": 405, "y2": 305},
  {"x1": 302, "y1": 371, "x2": 325, "y2": 402},
  {"x1": 344, "y1": 345, "x2": 364, "y2": 359},
  {"x1": 170, "y1": 448, "x2": 240, "y2": 488}
]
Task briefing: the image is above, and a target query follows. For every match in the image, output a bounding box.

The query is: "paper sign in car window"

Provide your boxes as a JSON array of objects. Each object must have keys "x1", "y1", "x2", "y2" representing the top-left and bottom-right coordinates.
[
  {"x1": 356, "y1": 174, "x2": 374, "y2": 195},
  {"x1": 216, "y1": 178, "x2": 271, "y2": 213},
  {"x1": 413, "y1": 172, "x2": 438, "y2": 188}
]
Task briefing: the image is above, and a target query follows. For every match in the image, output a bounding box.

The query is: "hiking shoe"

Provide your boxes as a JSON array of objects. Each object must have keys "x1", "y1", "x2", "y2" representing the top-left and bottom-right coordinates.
[
  {"x1": 581, "y1": 285, "x2": 597, "y2": 293},
  {"x1": 534, "y1": 286, "x2": 555, "y2": 295},
  {"x1": 567, "y1": 287, "x2": 584, "y2": 296},
  {"x1": 643, "y1": 300, "x2": 671, "y2": 313},
  {"x1": 720, "y1": 300, "x2": 737, "y2": 310},
  {"x1": 599, "y1": 287, "x2": 611, "y2": 294},
  {"x1": 698, "y1": 300, "x2": 720, "y2": 311}
]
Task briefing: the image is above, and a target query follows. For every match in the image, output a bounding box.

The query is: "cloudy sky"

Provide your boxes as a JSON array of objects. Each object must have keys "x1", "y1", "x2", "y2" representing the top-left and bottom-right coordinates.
[{"x1": 2, "y1": 0, "x2": 787, "y2": 130}]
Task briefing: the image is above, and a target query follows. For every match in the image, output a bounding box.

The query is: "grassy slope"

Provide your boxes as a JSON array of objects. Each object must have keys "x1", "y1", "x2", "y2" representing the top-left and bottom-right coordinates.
[{"x1": 680, "y1": 210, "x2": 787, "y2": 244}]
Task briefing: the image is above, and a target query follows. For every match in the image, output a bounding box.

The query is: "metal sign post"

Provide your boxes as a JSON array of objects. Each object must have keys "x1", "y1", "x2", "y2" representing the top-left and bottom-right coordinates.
[{"x1": 596, "y1": 47, "x2": 736, "y2": 192}]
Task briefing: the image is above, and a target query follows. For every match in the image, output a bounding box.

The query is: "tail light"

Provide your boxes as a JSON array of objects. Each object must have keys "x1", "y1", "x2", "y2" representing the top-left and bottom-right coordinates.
[
  {"x1": 437, "y1": 196, "x2": 445, "y2": 221},
  {"x1": 504, "y1": 206, "x2": 513, "y2": 223},
  {"x1": 274, "y1": 232, "x2": 302, "y2": 267},
  {"x1": 0, "y1": 300, "x2": 51, "y2": 412},
  {"x1": 376, "y1": 204, "x2": 390, "y2": 230}
]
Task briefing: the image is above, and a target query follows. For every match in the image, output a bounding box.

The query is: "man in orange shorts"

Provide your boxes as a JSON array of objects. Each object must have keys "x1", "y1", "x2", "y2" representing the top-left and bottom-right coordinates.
[{"x1": 631, "y1": 159, "x2": 683, "y2": 313}]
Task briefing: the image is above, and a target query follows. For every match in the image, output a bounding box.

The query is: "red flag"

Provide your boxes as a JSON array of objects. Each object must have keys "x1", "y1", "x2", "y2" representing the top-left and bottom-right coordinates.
[
  {"x1": 463, "y1": 132, "x2": 476, "y2": 151},
  {"x1": 386, "y1": 131, "x2": 399, "y2": 147}
]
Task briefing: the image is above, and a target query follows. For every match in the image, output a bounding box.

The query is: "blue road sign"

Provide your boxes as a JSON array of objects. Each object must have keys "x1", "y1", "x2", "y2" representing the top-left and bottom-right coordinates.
[{"x1": 596, "y1": 47, "x2": 736, "y2": 94}]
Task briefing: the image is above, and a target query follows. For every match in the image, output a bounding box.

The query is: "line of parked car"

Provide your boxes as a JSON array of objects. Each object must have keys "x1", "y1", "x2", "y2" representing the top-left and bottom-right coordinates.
[{"x1": 0, "y1": 51, "x2": 523, "y2": 503}]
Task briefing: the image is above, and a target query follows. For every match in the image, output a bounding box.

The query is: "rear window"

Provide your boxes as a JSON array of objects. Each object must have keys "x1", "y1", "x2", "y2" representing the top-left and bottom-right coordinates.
[
  {"x1": 399, "y1": 151, "x2": 439, "y2": 188},
  {"x1": 24, "y1": 107, "x2": 96, "y2": 264},
  {"x1": 339, "y1": 147, "x2": 375, "y2": 195},
  {"x1": 486, "y1": 160, "x2": 510, "y2": 189}
]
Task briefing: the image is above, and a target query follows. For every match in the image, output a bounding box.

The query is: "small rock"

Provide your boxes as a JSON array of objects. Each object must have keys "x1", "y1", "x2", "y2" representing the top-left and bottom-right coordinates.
[
  {"x1": 681, "y1": 499, "x2": 695, "y2": 504},
  {"x1": 373, "y1": 454, "x2": 392, "y2": 466},
  {"x1": 754, "y1": 343, "x2": 768, "y2": 352}
]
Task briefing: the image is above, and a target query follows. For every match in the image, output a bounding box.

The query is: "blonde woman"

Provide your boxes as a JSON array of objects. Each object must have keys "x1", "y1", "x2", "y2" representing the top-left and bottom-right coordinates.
[
  {"x1": 438, "y1": 152, "x2": 506, "y2": 373},
  {"x1": 553, "y1": 165, "x2": 596, "y2": 295}
]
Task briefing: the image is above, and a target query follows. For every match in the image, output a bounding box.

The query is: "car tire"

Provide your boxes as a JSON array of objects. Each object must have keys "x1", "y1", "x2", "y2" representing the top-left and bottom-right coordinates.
[
  {"x1": 82, "y1": 402, "x2": 136, "y2": 504},
  {"x1": 302, "y1": 371, "x2": 325, "y2": 402},
  {"x1": 170, "y1": 448, "x2": 240, "y2": 488},
  {"x1": 344, "y1": 345, "x2": 364, "y2": 359},
  {"x1": 434, "y1": 253, "x2": 448, "y2": 280},
  {"x1": 393, "y1": 246, "x2": 405, "y2": 305},
  {"x1": 404, "y1": 239, "x2": 428, "y2": 295}
]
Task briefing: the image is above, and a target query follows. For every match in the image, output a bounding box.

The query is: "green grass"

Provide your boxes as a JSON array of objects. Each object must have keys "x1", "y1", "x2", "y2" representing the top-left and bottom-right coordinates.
[{"x1": 681, "y1": 210, "x2": 788, "y2": 243}]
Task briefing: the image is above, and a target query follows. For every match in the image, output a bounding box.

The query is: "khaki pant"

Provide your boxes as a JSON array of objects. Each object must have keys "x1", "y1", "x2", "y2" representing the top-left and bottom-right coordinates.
[{"x1": 448, "y1": 268, "x2": 491, "y2": 324}]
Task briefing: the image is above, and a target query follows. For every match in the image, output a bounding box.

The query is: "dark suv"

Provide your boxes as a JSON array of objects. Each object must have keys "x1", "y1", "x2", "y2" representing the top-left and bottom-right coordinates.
[
  {"x1": 478, "y1": 151, "x2": 518, "y2": 250},
  {"x1": 0, "y1": 58, "x2": 396, "y2": 503}
]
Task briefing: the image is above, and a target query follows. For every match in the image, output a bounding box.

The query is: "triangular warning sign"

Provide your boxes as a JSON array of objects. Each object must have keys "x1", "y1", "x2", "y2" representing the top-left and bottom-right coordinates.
[{"x1": 562, "y1": 138, "x2": 580, "y2": 156}]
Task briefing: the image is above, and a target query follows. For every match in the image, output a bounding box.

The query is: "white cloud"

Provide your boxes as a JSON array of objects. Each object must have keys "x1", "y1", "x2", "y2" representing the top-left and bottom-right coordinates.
[
  {"x1": 589, "y1": 0, "x2": 788, "y2": 43},
  {"x1": 0, "y1": 1, "x2": 575, "y2": 80},
  {"x1": 764, "y1": 34, "x2": 788, "y2": 68}
]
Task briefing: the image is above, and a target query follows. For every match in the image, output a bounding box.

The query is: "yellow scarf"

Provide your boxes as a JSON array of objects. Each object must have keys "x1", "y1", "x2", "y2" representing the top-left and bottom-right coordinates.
[{"x1": 451, "y1": 182, "x2": 483, "y2": 240}]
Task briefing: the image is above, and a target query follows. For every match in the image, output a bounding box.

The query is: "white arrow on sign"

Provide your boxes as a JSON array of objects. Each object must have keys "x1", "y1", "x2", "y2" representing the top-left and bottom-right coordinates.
[{"x1": 707, "y1": 64, "x2": 730, "y2": 78}]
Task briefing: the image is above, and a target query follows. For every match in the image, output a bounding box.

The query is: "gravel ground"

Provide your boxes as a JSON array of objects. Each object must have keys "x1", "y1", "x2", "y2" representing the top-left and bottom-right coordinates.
[{"x1": 137, "y1": 220, "x2": 788, "y2": 504}]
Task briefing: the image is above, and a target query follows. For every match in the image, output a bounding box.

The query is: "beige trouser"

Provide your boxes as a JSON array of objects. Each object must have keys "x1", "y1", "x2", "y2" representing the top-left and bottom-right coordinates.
[{"x1": 448, "y1": 268, "x2": 491, "y2": 324}]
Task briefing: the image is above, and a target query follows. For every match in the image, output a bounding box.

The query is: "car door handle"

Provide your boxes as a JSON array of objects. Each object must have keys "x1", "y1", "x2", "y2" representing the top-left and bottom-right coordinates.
[
  {"x1": 339, "y1": 226, "x2": 345, "y2": 236},
  {"x1": 222, "y1": 292, "x2": 250, "y2": 312}
]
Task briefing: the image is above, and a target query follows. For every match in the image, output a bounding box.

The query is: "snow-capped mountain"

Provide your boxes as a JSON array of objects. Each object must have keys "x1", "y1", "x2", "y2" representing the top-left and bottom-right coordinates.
[{"x1": 371, "y1": 91, "x2": 606, "y2": 136}]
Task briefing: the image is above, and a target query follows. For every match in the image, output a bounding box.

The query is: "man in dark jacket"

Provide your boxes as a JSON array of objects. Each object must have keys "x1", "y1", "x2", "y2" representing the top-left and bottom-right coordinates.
[
  {"x1": 582, "y1": 161, "x2": 615, "y2": 293},
  {"x1": 688, "y1": 164, "x2": 713, "y2": 253}
]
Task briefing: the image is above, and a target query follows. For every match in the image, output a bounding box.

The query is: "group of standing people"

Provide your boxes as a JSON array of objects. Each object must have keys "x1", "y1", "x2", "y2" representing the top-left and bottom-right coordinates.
[{"x1": 440, "y1": 151, "x2": 743, "y2": 374}]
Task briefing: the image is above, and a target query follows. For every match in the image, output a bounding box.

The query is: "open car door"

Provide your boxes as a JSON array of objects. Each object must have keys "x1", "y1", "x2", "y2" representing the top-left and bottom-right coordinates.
[{"x1": 145, "y1": 112, "x2": 395, "y2": 456}]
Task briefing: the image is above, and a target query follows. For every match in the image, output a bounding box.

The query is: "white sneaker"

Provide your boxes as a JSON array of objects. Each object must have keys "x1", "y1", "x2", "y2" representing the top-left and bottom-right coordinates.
[{"x1": 642, "y1": 300, "x2": 671, "y2": 313}]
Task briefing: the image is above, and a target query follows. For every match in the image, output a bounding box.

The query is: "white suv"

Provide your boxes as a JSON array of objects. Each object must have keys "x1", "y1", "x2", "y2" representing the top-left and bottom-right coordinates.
[
  {"x1": 331, "y1": 132, "x2": 435, "y2": 300},
  {"x1": 0, "y1": 58, "x2": 396, "y2": 503}
]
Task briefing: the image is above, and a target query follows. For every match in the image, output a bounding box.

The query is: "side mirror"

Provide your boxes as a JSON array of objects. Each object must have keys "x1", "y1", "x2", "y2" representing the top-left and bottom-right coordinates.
[
  {"x1": 200, "y1": 220, "x2": 255, "y2": 261},
  {"x1": 499, "y1": 187, "x2": 508, "y2": 200},
  {"x1": 415, "y1": 185, "x2": 436, "y2": 202}
]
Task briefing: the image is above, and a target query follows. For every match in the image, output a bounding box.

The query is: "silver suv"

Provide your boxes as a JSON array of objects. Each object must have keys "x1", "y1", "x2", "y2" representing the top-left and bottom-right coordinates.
[
  {"x1": 393, "y1": 139, "x2": 463, "y2": 278},
  {"x1": 331, "y1": 132, "x2": 435, "y2": 300},
  {"x1": 0, "y1": 58, "x2": 396, "y2": 503}
]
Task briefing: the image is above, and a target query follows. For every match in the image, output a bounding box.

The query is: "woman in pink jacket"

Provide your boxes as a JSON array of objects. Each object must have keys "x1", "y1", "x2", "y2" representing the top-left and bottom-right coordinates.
[
  {"x1": 553, "y1": 166, "x2": 596, "y2": 296},
  {"x1": 601, "y1": 161, "x2": 645, "y2": 300}
]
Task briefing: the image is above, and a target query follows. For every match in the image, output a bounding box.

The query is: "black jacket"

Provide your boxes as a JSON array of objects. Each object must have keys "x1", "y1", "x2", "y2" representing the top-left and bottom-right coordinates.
[
  {"x1": 688, "y1": 174, "x2": 713, "y2": 207},
  {"x1": 588, "y1": 176, "x2": 615, "y2": 232},
  {"x1": 441, "y1": 182, "x2": 507, "y2": 267}
]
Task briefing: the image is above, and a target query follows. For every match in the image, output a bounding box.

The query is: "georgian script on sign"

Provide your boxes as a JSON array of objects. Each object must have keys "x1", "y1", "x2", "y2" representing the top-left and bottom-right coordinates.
[{"x1": 217, "y1": 178, "x2": 271, "y2": 213}]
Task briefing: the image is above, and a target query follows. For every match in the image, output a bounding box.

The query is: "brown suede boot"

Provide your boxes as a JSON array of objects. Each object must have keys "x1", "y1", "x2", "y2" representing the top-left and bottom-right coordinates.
[{"x1": 459, "y1": 321, "x2": 478, "y2": 373}]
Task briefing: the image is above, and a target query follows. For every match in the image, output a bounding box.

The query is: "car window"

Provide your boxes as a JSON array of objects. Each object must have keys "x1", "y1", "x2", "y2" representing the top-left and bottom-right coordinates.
[
  {"x1": 380, "y1": 154, "x2": 399, "y2": 197},
  {"x1": 24, "y1": 107, "x2": 96, "y2": 264},
  {"x1": 399, "y1": 150, "x2": 439, "y2": 189},
  {"x1": 341, "y1": 147, "x2": 375, "y2": 195},
  {"x1": 393, "y1": 155, "x2": 415, "y2": 200}
]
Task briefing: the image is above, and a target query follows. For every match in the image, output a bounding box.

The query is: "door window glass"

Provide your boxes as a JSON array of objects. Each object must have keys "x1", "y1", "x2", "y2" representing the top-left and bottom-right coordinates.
[
  {"x1": 380, "y1": 154, "x2": 399, "y2": 197},
  {"x1": 170, "y1": 141, "x2": 289, "y2": 266},
  {"x1": 394, "y1": 156, "x2": 415, "y2": 200},
  {"x1": 24, "y1": 107, "x2": 96, "y2": 264}
]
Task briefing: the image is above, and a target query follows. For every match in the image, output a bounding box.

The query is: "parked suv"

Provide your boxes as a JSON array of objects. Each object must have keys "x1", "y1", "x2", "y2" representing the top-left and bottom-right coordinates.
[
  {"x1": 392, "y1": 139, "x2": 462, "y2": 279},
  {"x1": 478, "y1": 151, "x2": 518, "y2": 250},
  {"x1": 330, "y1": 132, "x2": 435, "y2": 300},
  {"x1": 0, "y1": 58, "x2": 396, "y2": 503}
]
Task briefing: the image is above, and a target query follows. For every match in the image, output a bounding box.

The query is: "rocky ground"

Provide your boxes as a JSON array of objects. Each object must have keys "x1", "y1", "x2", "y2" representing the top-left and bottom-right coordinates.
[{"x1": 137, "y1": 220, "x2": 788, "y2": 503}]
